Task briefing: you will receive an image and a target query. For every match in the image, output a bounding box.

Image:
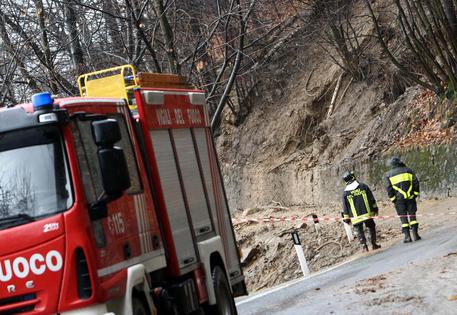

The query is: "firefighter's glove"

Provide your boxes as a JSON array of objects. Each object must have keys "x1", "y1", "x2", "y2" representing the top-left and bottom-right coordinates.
[
  {"x1": 372, "y1": 207, "x2": 379, "y2": 217},
  {"x1": 343, "y1": 218, "x2": 351, "y2": 224}
]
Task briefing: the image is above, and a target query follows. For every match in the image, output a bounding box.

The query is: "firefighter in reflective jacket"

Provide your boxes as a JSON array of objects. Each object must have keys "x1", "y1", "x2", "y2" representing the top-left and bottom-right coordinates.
[
  {"x1": 385, "y1": 157, "x2": 421, "y2": 243},
  {"x1": 342, "y1": 171, "x2": 381, "y2": 252}
]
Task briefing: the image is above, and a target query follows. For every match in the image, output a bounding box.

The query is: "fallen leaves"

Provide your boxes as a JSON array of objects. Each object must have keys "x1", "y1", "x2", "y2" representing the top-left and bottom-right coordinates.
[{"x1": 393, "y1": 90, "x2": 456, "y2": 150}]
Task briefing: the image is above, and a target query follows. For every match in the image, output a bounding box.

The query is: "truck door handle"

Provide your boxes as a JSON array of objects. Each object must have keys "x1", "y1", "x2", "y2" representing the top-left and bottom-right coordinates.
[
  {"x1": 123, "y1": 242, "x2": 132, "y2": 259},
  {"x1": 183, "y1": 257, "x2": 195, "y2": 265},
  {"x1": 198, "y1": 226, "x2": 211, "y2": 234}
]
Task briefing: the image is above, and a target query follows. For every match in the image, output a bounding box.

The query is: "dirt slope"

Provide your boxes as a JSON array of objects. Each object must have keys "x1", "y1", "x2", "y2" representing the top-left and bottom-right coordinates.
[
  {"x1": 217, "y1": 1, "x2": 457, "y2": 210},
  {"x1": 218, "y1": 0, "x2": 457, "y2": 295},
  {"x1": 234, "y1": 197, "x2": 445, "y2": 292},
  {"x1": 236, "y1": 202, "x2": 457, "y2": 315},
  {"x1": 235, "y1": 197, "x2": 457, "y2": 295}
]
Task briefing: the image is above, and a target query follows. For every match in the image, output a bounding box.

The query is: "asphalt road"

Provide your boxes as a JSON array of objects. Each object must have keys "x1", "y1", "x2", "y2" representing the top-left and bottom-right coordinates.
[{"x1": 236, "y1": 223, "x2": 457, "y2": 315}]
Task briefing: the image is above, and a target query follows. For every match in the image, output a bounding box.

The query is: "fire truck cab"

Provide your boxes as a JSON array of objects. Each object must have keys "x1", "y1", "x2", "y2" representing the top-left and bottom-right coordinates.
[{"x1": 0, "y1": 65, "x2": 246, "y2": 315}]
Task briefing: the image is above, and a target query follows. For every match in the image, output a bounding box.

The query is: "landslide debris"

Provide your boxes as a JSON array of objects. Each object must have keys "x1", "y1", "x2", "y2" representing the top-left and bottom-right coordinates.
[
  {"x1": 219, "y1": 0, "x2": 457, "y2": 295},
  {"x1": 217, "y1": 0, "x2": 457, "y2": 211},
  {"x1": 234, "y1": 203, "x2": 399, "y2": 292}
]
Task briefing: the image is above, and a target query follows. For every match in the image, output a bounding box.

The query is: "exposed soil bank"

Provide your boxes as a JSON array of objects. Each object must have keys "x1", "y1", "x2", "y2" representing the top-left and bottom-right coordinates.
[
  {"x1": 236, "y1": 198, "x2": 457, "y2": 315},
  {"x1": 235, "y1": 197, "x2": 456, "y2": 292}
]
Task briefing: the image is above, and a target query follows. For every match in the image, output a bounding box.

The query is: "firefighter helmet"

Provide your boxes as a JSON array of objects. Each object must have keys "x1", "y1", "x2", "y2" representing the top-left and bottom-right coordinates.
[
  {"x1": 342, "y1": 171, "x2": 356, "y2": 184},
  {"x1": 389, "y1": 156, "x2": 403, "y2": 167}
]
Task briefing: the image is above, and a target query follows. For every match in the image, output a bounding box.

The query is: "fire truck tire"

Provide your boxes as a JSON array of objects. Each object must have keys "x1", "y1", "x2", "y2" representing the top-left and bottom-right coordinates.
[
  {"x1": 205, "y1": 265, "x2": 238, "y2": 315},
  {"x1": 132, "y1": 296, "x2": 151, "y2": 315}
]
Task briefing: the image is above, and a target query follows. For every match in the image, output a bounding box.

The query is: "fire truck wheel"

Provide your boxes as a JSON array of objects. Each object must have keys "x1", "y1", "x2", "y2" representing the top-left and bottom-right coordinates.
[
  {"x1": 205, "y1": 265, "x2": 238, "y2": 315},
  {"x1": 132, "y1": 296, "x2": 151, "y2": 315}
]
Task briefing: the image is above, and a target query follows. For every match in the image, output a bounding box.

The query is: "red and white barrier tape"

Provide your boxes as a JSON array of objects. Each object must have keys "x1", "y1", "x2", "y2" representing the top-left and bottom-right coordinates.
[{"x1": 232, "y1": 212, "x2": 457, "y2": 224}]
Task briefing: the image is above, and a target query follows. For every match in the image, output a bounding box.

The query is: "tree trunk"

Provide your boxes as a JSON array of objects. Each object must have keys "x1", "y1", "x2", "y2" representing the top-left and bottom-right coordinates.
[
  {"x1": 443, "y1": 0, "x2": 457, "y2": 35},
  {"x1": 64, "y1": 0, "x2": 86, "y2": 76},
  {"x1": 364, "y1": 0, "x2": 434, "y2": 91},
  {"x1": 103, "y1": 0, "x2": 124, "y2": 57},
  {"x1": 0, "y1": 13, "x2": 39, "y2": 93},
  {"x1": 152, "y1": 0, "x2": 180, "y2": 74},
  {"x1": 33, "y1": 0, "x2": 58, "y2": 93},
  {"x1": 211, "y1": 0, "x2": 257, "y2": 130},
  {"x1": 125, "y1": 0, "x2": 162, "y2": 72}
]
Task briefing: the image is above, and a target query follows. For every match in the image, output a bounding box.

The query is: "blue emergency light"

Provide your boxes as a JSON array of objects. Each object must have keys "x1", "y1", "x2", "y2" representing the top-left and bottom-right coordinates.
[{"x1": 32, "y1": 92, "x2": 54, "y2": 111}]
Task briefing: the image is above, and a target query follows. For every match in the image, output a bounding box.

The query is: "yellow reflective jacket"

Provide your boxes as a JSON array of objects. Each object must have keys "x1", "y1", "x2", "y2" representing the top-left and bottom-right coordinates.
[
  {"x1": 385, "y1": 165, "x2": 420, "y2": 202},
  {"x1": 342, "y1": 182, "x2": 378, "y2": 225}
]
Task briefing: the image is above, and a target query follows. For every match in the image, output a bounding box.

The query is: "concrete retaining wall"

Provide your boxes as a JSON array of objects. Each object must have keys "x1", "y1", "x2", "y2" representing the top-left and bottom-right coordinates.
[{"x1": 222, "y1": 144, "x2": 457, "y2": 210}]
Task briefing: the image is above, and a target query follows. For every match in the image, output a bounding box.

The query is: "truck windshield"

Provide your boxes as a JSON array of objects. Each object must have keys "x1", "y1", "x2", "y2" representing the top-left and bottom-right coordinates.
[{"x1": 0, "y1": 126, "x2": 72, "y2": 227}]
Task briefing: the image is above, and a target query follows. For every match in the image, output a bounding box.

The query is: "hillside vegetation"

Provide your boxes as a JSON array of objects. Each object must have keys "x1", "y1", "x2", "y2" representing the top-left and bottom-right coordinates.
[
  {"x1": 220, "y1": 1, "x2": 457, "y2": 292},
  {"x1": 217, "y1": 0, "x2": 457, "y2": 210}
]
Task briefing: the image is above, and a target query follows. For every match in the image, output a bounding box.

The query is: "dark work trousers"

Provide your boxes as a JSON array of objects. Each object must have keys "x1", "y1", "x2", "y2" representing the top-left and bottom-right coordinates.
[
  {"x1": 394, "y1": 199, "x2": 418, "y2": 229},
  {"x1": 353, "y1": 218, "x2": 376, "y2": 245}
]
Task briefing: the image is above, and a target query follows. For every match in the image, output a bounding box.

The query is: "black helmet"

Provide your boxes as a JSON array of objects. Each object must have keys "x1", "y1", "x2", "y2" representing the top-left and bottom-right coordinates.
[
  {"x1": 389, "y1": 156, "x2": 403, "y2": 167},
  {"x1": 342, "y1": 171, "x2": 356, "y2": 184}
]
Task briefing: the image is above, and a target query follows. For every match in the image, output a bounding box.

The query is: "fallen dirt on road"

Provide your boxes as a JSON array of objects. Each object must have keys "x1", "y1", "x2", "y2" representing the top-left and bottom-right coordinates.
[
  {"x1": 235, "y1": 197, "x2": 457, "y2": 293},
  {"x1": 337, "y1": 250, "x2": 457, "y2": 314}
]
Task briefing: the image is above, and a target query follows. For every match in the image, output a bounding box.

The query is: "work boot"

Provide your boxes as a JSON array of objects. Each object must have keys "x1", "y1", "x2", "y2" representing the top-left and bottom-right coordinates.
[
  {"x1": 372, "y1": 243, "x2": 381, "y2": 250},
  {"x1": 361, "y1": 244, "x2": 369, "y2": 252},
  {"x1": 411, "y1": 224, "x2": 421, "y2": 241},
  {"x1": 403, "y1": 227, "x2": 412, "y2": 243},
  {"x1": 368, "y1": 226, "x2": 381, "y2": 250}
]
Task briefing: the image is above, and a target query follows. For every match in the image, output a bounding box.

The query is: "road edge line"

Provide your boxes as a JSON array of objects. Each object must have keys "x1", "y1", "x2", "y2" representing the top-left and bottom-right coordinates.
[{"x1": 236, "y1": 255, "x2": 361, "y2": 306}]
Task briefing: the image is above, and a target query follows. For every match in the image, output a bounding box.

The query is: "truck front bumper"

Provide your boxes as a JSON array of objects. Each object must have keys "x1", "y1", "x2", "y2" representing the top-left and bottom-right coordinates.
[{"x1": 59, "y1": 304, "x2": 114, "y2": 315}]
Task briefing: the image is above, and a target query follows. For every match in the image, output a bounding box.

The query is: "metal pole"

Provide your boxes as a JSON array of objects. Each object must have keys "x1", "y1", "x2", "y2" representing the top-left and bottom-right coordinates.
[
  {"x1": 291, "y1": 231, "x2": 310, "y2": 276},
  {"x1": 312, "y1": 213, "x2": 321, "y2": 234},
  {"x1": 341, "y1": 212, "x2": 354, "y2": 242}
]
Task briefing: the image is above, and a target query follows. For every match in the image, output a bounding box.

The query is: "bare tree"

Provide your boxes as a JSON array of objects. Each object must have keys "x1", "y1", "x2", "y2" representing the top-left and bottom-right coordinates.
[
  {"x1": 294, "y1": 0, "x2": 373, "y2": 80},
  {"x1": 64, "y1": 0, "x2": 86, "y2": 76},
  {"x1": 210, "y1": 0, "x2": 257, "y2": 129},
  {"x1": 364, "y1": 0, "x2": 457, "y2": 95},
  {"x1": 0, "y1": 0, "x2": 301, "y2": 131},
  {"x1": 34, "y1": 0, "x2": 59, "y2": 93},
  {"x1": 152, "y1": 0, "x2": 180, "y2": 73}
]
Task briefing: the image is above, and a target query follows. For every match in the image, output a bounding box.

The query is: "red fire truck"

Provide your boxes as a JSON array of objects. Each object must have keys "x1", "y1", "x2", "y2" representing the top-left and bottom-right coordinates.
[{"x1": 0, "y1": 65, "x2": 246, "y2": 315}]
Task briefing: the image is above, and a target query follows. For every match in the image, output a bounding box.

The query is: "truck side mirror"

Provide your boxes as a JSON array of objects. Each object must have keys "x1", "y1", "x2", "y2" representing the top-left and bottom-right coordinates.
[
  {"x1": 90, "y1": 119, "x2": 131, "y2": 215},
  {"x1": 98, "y1": 146, "x2": 130, "y2": 195},
  {"x1": 92, "y1": 118, "x2": 122, "y2": 145}
]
